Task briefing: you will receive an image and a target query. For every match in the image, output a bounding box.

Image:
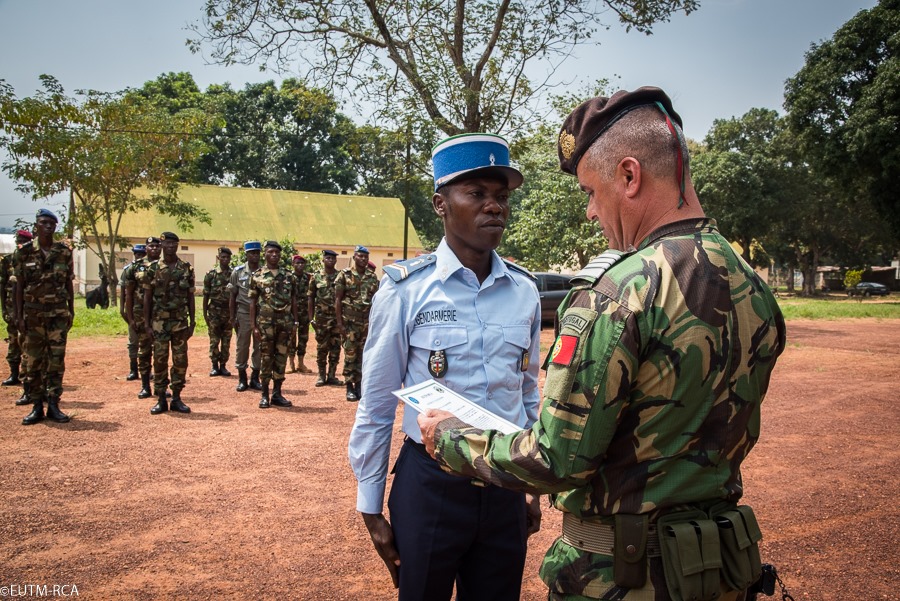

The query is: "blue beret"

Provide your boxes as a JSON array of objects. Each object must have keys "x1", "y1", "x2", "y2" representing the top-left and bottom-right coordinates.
[
  {"x1": 354, "y1": 245, "x2": 369, "y2": 254},
  {"x1": 322, "y1": 249, "x2": 337, "y2": 257},
  {"x1": 264, "y1": 240, "x2": 282, "y2": 250},
  {"x1": 132, "y1": 244, "x2": 146, "y2": 253},
  {"x1": 244, "y1": 241, "x2": 262, "y2": 251},
  {"x1": 160, "y1": 231, "x2": 179, "y2": 242},
  {"x1": 432, "y1": 133, "x2": 523, "y2": 192},
  {"x1": 36, "y1": 208, "x2": 59, "y2": 223}
]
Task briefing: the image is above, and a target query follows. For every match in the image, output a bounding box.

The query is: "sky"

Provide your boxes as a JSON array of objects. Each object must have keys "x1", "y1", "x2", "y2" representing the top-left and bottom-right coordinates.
[{"x1": 0, "y1": 0, "x2": 878, "y2": 229}]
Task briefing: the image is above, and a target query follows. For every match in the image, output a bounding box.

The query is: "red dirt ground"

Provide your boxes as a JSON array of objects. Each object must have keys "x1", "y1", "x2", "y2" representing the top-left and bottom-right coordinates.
[{"x1": 0, "y1": 318, "x2": 897, "y2": 600}]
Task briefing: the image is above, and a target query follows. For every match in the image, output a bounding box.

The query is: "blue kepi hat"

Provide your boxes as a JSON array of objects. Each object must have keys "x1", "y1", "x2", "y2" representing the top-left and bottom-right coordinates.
[
  {"x1": 431, "y1": 133, "x2": 523, "y2": 192},
  {"x1": 244, "y1": 240, "x2": 262, "y2": 252}
]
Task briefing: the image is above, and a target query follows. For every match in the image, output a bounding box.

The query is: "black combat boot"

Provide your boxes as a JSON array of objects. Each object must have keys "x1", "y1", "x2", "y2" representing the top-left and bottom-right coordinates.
[
  {"x1": 22, "y1": 398, "x2": 44, "y2": 425},
  {"x1": 209, "y1": 361, "x2": 221, "y2": 377},
  {"x1": 2, "y1": 363, "x2": 20, "y2": 386},
  {"x1": 126, "y1": 358, "x2": 139, "y2": 381},
  {"x1": 355, "y1": 381, "x2": 362, "y2": 400},
  {"x1": 46, "y1": 396, "x2": 70, "y2": 423},
  {"x1": 169, "y1": 391, "x2": 191, "y2": 413},
  {"x1": 259, "y1": 381, "x2": 271, "y2": 409},
  {"x1": 150, "y1": 390, "x2": 168, "y2": 415},
  {"x1": 138, "y1": 373, "x2": 153, "y2": 399},
  {"x1": 315, "y1": 366, "x2": 327, "y2": 387},
  {"x1": 236, "y1": 369, "x2": 249, "y2": 392},
  {"x1": 346, "y1": 382, "x2": 358, "y2": 402},
  {"x1": 271, "y1": 380, "x2": 292, "y2": 407},
  {"x1": 326, "y1": 364, "x2": 343, "y2": 386},
  {"x1": 218, "y1": 363, "x2": 231, "y2": 377},
  {"x1": 249, "y1": 368, "x2": 263, "y2": 391},
  {"x1": 15, "y1": 391, "x2": 30, "y2": 406}
]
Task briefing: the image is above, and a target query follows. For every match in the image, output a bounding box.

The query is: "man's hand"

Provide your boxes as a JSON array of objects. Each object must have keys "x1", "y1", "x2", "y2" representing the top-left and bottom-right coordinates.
[
  {"x1": 525, "y1": 494, "x2": 542, "y2": 537},
  {"x1": 361, "y1": 513, "x2": 400, "y2": 588},
  {"x1": 417, "y1": 409, "x2": 456, "y2": 458}
]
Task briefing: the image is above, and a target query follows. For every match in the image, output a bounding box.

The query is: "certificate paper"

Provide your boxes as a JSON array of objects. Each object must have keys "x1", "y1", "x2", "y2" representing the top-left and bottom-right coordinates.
[{"x1": 392, "y1": 379, "x2": 520, "y2": 435}]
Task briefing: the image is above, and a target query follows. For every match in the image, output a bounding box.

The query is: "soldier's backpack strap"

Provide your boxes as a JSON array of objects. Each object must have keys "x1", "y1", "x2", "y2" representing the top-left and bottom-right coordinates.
[
  {"x1": 502, "y1": 258, "x2": 537, "y2": 281},
  {"x1": 383, "y1": 254, "x2": 437, "y2": 282},
  {"x1": 571, "y1": 250, "x2": 629, "y2": 286}
]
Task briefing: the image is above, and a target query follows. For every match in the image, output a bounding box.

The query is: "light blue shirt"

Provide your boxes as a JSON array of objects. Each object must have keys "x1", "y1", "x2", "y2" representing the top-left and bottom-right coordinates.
[{"x1": 348, "y1": 238, "x2": 542, "y2": 514}]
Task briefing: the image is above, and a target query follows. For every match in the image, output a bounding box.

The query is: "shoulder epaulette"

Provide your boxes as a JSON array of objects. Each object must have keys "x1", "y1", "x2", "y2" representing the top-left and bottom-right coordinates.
[
  {"x1": 383, "y1": 254, "x2": 436, "y2": 282},
  {"x1": 572, "y1": 250, "x2": 628, "y2": 286},
  {"x1": 502, "y1": 259, "x2": 536, "y2": 281}
]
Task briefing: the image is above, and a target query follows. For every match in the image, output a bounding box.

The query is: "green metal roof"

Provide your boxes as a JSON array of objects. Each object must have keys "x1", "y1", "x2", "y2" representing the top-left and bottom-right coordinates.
[{"x1": 115, "y1": 184, "x2": 422, "y2": 249}]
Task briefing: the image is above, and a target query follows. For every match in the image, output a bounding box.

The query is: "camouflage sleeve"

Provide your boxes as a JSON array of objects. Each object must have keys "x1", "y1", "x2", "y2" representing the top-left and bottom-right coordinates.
[
  {"x1": 203, "y1": 270, "x2": 213, "y2": 295},
  {"x1": 248, "y1": 273, "x2": 259, "y2": 299},
  {"x1": 143, "y1": 263, "x2": 157, "y2": 290},
  {"x1": 334, "y1": 271, "x2": 346, "y2": 296},
  {"x1": 432, "y1": 287, "x2": 637, "y2": 494}
]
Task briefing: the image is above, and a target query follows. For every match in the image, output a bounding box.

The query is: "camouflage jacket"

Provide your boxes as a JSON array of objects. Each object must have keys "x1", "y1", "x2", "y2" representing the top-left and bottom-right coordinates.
[
  {"x1": 125, "y1": 257, "x2": 152, "y2": 315},
  {"x1": 13, "y1": 241, "x2": 74, "y2": 317},
  {"x1": 431, "y1": 219, "x2": 786, "y2": 597},
  {"x1": 0, "y1": 252, "x2": 16, "y2": 315},
  {"x1": 144, "y1": 258, "x2": 195, "y2": 320},
  {"x1": 249, "y1": 267, "x2": 296, "y2": 316},
  {"x1": 203, "y1": 265, "x2": 233, "y2": 309},
  {"x1": 334, "y1": 267, "x2": 379, "y2": 317},
  {"x1": 308, "y1": 270, "x2": 339, "y2": 313}
]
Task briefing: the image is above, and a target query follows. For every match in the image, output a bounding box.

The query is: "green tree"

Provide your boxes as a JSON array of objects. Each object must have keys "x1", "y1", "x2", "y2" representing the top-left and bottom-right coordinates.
[
  {"x1": 189, "y1": 0, "x2": 698, "y2": 136},
  {"x1": 784, "y1": 0, "x2": 900, "y2": 237},
  {"x1": 0, "y1": 76, "x2": 213, "y2": 305}
]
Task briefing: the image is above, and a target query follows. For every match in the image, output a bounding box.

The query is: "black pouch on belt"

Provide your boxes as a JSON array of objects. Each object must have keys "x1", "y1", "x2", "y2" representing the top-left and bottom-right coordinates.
[{"x1": 613, "y1": 513, "x2": 648, "y2": 588}]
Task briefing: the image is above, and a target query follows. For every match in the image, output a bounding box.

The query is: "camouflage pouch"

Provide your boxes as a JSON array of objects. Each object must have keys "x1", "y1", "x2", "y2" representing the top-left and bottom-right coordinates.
[
  {"x1": 658, "y1": 510, "x2": 722, "y2": 601},
  {"x1": 713, "y1": 505, "x2": 763, "y2": 591},
  {"x1": 613, "y1": 513, "x2": 648, "y2": 589}
]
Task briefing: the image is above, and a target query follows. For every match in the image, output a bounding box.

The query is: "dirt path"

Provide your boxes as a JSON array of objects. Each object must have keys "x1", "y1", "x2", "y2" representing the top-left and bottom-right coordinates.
[{"x1": 0, "y1": 319, "x2": 897, "y2": 600}]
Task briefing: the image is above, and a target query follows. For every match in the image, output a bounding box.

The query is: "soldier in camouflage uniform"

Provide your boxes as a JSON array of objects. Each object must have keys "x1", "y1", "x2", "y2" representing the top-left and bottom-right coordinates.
[
  {"x1": 127, "y1": 237, "x2": 161, "y2": 399},
  {"x1": 143, "y1": 231, "x2": 195, "y2": 415},
  {"x1": 16, "y1": 209, "x2": 74, "y2": 425},
  {"x1": 203, "y1": 247, "x2": 233, "y2": 377},
  {"x1": 308, "y1": 249, "x2": 342, "y2": 387},
  {"x1": 119, "y1": 243, "x2": 146, "y2": 382},
  {"x1": 419, "y1": 89, "x2": 787, "y2": 601},
  {"x1": 288, "y1": 254, "x2": 312, "y2": 374},
  {"x1": 1, "y1": 229, "x2": 33, "y2": 405},
  {"x1": 249, "y1": 240, "x2": 297, "y2": 408},
  {"x1": 334, "y1": 245, "x2": 379, "y2": 401}
]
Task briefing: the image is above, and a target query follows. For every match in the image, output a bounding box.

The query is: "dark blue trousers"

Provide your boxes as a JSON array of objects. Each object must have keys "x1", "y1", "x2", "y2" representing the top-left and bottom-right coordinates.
[{"x1": 388, "y1": 439, "x2": 528, "y2": 601}]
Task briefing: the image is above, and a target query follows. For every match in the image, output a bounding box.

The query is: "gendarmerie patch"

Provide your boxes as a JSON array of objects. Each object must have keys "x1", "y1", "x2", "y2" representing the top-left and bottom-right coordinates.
[
  {"x1": 428, "y1": 350, "x2": 447, "y2": 378},
  {"x1": 520, "y1": 350, "x2": 530, "y2": 372}
]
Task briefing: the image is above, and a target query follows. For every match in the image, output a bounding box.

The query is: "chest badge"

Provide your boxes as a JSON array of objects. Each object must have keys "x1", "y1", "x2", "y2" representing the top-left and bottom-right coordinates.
[
  {"x1": 428, "y1": 350, "x2": 448, "y2": 378},
  {"x1": 520, "y1": 350, "x2": 530, "y2": 372}
]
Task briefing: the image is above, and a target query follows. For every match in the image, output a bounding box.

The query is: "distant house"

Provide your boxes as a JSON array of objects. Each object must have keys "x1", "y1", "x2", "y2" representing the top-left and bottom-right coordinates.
[{"x1": 73, "y1": 184, "x2": 425, "y2": 294}]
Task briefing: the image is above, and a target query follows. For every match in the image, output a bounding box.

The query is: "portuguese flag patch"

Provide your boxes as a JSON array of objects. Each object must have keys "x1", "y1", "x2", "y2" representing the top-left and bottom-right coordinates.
[{"x1": 550, "y1": 335, "x2": 578, "y2": 366}]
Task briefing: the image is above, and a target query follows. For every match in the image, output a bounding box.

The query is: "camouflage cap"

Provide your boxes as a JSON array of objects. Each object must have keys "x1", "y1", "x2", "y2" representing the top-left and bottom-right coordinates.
[{"x1": 557, "y1": 86, "x2": 682, "y2": 175}]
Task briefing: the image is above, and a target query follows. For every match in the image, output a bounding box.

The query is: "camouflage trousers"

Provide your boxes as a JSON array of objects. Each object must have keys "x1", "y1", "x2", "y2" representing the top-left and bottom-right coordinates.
[
  {"x1": 257, "y1": 312, "x2": 292, "y2": 382},
  {"x1": 314, "y1": 311, "x2": 341, "y2": 371},
  {"x1": 22, "y1": 312, "x2": 70, "y2": 400},
  {"x1": 288, "y1": 312, "x2": 310, "y2": 360},
  {"x1": 133, "y1": 315, "x2": 153, "y2": 378},
  {"x1": 126, "y1": 321, "x2": 138, "y2": 359},
  {"x1": 152, "y1": 319, "x2": 191, "y2": 394},
  {"x1": 341, "y1": 315, "x2": 369, "y2": 385},
  {"x1": 4, "y1": 315, "x2": 22, "y2": 367},
  {"x1": 207, "y1": 308, "x2": 232, "y2": 364}
]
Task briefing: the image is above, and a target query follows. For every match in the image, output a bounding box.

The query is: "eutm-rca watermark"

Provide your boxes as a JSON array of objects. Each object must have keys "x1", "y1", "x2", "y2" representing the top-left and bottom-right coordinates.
[{"x1": 0, "y1": 584, "x2": 79, "y2": 597}]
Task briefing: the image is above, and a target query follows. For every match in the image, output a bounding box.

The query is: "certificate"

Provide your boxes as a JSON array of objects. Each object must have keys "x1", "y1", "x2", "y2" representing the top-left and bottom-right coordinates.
[{"x1": 392, "y1": 379, "x2": 520, "y2": 435}]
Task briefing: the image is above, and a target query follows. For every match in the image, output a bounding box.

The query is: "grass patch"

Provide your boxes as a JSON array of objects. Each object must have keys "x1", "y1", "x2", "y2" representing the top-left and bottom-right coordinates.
[{"x1": 776, "y1": 295, "x2": 900, "y2": 320}]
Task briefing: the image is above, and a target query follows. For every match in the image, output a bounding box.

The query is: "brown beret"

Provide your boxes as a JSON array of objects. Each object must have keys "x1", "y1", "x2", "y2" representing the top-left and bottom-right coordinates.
[{"x1": 557, "y1": 87, "x2": 682, "y2": 175}]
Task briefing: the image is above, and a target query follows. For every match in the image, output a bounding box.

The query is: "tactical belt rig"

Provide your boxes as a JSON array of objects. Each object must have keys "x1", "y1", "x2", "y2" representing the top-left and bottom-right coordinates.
[{"x1": 561, "y1": 503, "x2": 772, "y2": 601}]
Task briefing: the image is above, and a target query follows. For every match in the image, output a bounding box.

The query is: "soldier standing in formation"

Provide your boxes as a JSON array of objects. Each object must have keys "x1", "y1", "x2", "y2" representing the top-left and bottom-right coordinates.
[
  {"x1": 230, "y1": 241, "x2": 264, "y2": 393},
  {"x1": 1, "y1": 228, "x2": 33, "y2": 406},
  {"x1": 288, "y1": 254, "x2": 312, "y2": 374},
  {"x1": 308, "y1": 249, "x2": 342, "y2": 387},
  {"x1": 143, "y1": 231, "x2": 194, "y2": 415},
  {"x1": 118, "y1": 243, "x2": 146, "y2": 382},
  {"x1": 334, "y1": 245, "x2": 379, "y2": 402},
  {"x1": 249, "y1": 240, "x2": 297, "y2": 408},
  {"x1": 16, "y1": 209, "x2": 75, "y2": 425},
  {"x1": 203, "y1": 246, "x2": 233, "y2": 377},
  {"x1": 126, "y1": 237, "x2": 161, "y2": 399}
]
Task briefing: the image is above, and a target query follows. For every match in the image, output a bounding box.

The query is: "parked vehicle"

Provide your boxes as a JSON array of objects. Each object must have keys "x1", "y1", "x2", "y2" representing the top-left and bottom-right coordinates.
[
  {"x1": 847, "y1": 282, "x2": 890, "y2": 297},
  {"x1": 534, "y1": 272, "x2": 574, "y2": 322}
]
